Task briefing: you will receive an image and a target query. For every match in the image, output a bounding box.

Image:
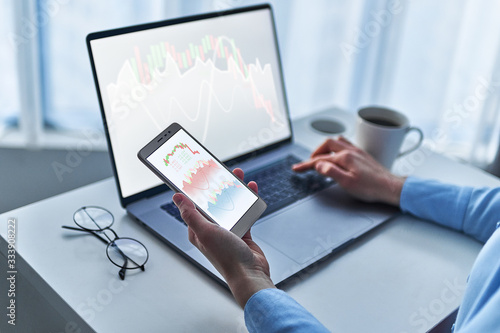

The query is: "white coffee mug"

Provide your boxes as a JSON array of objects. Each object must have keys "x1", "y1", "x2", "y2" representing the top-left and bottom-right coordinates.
[{"x1": 356, "y1": 106, "x2": 423, "y2": 169}]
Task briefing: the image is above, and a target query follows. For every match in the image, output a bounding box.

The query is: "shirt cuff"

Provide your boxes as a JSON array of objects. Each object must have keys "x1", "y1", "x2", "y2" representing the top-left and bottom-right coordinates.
[{"x1": 244, "y1": 288, "x2": 330, "y2": 333}]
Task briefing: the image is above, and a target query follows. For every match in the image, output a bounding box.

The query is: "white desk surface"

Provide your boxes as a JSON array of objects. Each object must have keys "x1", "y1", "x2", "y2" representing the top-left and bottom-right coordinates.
[{"x1": 1, "y1": 108, "x2": 498, "y2": 333}]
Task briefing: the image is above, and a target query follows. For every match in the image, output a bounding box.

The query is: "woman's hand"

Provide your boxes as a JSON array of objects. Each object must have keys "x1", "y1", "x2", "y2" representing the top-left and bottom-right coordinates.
[
  {"x1": 173, "y1": 168, "x2": 275, "y2": 308},
  {"x1": 293, "y1": 137, "x2": 405, "y2": 206}
]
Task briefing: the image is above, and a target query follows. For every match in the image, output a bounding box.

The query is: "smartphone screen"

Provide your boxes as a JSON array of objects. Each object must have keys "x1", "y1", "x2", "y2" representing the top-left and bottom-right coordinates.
[{"x1": 145, "y1": 128, "x2": 260, "y2": 231}]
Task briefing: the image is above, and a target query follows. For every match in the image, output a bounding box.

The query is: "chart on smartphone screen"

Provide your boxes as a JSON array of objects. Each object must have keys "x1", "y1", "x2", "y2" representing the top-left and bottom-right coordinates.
[{"x1": 147, "y1": 129, "x2": 257, "y2": 229}]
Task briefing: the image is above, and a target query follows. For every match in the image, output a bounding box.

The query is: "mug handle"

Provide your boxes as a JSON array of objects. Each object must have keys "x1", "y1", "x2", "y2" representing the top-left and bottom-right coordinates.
[{"x1": 398, "y1": 127, "x2": 424, "y2": 157}]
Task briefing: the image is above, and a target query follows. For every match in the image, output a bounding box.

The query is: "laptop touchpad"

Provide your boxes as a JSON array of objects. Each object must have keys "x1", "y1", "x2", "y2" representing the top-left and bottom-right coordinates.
[{"x1": 252, "y1": 186, "x2": 378, "y2": 265}]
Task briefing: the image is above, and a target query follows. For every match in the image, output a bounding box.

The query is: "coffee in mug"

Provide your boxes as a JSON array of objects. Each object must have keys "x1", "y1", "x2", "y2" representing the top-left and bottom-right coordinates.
[{"x1": 356, "y1": 106, "x2": 423, "y2": 169}]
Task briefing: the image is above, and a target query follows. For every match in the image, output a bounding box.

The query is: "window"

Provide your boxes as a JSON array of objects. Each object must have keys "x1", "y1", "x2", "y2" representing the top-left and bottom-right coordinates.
[{"x1": 0, "y1": 0, "x2": 20, "y2": 132}]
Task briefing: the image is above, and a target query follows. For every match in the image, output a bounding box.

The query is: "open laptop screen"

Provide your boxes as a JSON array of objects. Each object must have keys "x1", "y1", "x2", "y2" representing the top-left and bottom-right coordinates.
[{"x1": 88, "y1": 5, "x2": 291, "y2": 200}]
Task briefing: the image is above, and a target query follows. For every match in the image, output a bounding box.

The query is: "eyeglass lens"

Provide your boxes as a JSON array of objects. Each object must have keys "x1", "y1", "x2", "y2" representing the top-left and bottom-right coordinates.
[
  {"x1": 107, "y1": 238, "x2": 149, "y2": 269},
  {"x1": 74, "y1": 206, "x2": 113, "y2": 230}
]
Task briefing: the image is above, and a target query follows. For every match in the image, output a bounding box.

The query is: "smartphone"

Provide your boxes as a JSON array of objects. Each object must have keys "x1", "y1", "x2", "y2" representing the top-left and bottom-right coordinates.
[{"x1": 137, "y1": 123, "x2": 267, "y2": 237}]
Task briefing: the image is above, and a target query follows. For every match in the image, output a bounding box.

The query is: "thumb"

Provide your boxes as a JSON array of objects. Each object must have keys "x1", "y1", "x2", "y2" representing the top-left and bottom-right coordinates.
[{"x1": 172, "y1": 193, "x2": 212, "y2": 234}]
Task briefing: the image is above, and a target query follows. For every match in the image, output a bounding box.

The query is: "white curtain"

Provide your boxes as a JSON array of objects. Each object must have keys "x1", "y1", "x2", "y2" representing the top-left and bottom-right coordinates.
[
  {"x1": 386, "y1": 0, "x2": 500, "y2": 169},
  {"x1": 268, "y1": 0, "x2": 500, "y2": 170}
]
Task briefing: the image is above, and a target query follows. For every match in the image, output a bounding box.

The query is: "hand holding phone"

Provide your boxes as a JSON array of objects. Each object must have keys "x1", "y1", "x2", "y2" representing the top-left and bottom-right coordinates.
[
  {"x1": 137, "y1": 123, "x2": 267, "y2": 237},
  {"x1": 171, "y1": 169, "x2": 276, "y2": 308}
]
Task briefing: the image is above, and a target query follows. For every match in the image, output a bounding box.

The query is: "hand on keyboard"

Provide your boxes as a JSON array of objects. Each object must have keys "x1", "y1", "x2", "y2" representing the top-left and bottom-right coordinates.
[{"x1": 292, "y1": 137, "x2": 405, "y2": 206}]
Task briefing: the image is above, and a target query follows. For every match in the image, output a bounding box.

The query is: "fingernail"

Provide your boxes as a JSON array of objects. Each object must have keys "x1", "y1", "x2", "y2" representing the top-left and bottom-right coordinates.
[{"x1": 172, "y1": 194, "x2": 183, "y2": 206}]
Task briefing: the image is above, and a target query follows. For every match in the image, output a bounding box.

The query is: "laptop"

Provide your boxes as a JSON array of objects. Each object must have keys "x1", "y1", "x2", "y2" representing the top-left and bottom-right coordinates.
[{"x1": 86, "y1": 4, "x2": 395, "y2": 287}]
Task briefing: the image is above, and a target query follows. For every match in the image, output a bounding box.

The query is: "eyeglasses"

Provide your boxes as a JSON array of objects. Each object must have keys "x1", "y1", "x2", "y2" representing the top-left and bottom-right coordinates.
[{"x1": 62, "y1": 206, "x2": 149, "y2": 280}]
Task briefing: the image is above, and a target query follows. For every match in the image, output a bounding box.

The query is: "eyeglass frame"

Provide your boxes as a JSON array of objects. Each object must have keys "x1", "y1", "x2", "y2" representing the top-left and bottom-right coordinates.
[{"x1": 62, "y1": 206, "x2": 149, "y2": 280}]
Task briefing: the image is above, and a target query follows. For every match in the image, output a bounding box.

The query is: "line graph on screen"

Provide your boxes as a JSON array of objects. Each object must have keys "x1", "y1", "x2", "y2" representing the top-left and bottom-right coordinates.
[
  {"x1": 129, "y1": 35, "x2": 275, "y2": 119},
  {"x1": 173, "y1": 156, "x2": 244, "y2": 214},
  {"x1": 207, "y1": 184, "x2": 244, "y2": 213},
  {"x1": 106, "y1": 33, "x2": 287, "y2": 148},
  {"x1": 181, "y1": 159, "x2": 219, "y2": 192}
]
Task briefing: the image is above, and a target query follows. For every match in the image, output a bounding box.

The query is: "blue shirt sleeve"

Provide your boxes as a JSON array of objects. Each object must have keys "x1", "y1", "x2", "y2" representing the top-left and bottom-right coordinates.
[
  {"x1": 453, "y1": 225, "x2": 500, "y2": 332},
  {"x1": 244, "y1": 288, "x2": 330, "y2": 333},
  {"x1": 401, "y1": 176, "x2": 500, "y2": 332},
  {"x1": 244, "y1": 177, "x2": 500, "y2": 332},
  {"x1": 400, "y1": 176, "x2": 500, "y2": 242}
]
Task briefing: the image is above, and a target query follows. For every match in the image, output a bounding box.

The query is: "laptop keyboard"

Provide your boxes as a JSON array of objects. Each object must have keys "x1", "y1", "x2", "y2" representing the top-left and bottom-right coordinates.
[
  {"x1": 160, "y1": 155, "x2": 334, "y2": 224},
  {"x1": 161, "y1": 200, "x2": 186, "y2": 226}
]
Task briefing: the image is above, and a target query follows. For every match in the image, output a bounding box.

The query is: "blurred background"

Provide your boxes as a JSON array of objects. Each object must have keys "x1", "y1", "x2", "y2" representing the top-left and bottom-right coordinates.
[{"x1": 2, "y1": 0, "x2": 500, "y2": 212}]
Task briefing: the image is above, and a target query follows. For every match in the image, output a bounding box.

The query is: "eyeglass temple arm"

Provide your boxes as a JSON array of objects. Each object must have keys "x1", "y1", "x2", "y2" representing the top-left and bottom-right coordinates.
[
  {"x1": 62, "y1": 226, "x2": 145, "y2": 279},
  {"x1": 62, "y1": 225, "x2": 145, "y2": 281},
  {"x1": 62, "y1": 226, "x2": 144, "y2": 268},
  {"x1": 110, "y1": 245, "x2": 144, "y2": 280},
  {"x1": 61, "y1": 226, "x2": 108, "y2": 245}
]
